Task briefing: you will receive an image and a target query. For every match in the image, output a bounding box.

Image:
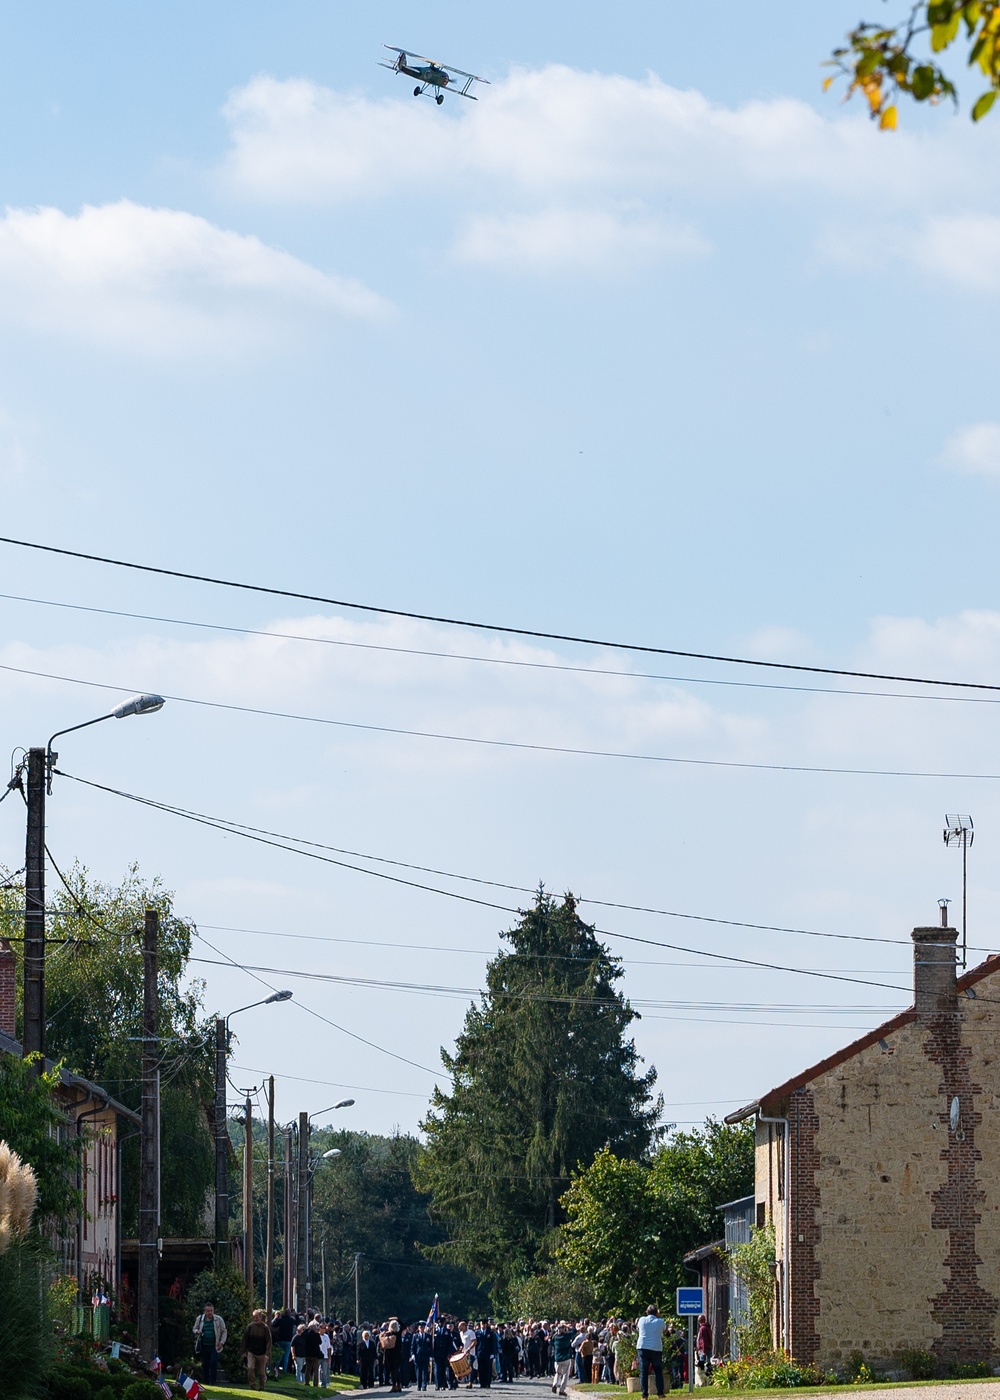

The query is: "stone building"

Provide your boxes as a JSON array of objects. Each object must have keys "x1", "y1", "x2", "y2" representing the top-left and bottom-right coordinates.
[{"x1": 726, "y1": 919, "x2": 1000, "y2": 1371}]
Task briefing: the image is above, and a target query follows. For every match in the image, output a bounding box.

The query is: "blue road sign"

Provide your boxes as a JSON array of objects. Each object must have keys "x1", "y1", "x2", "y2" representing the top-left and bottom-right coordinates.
[{"x1": 676, "y1": 1287, "x2": 704, "y2": 1316}]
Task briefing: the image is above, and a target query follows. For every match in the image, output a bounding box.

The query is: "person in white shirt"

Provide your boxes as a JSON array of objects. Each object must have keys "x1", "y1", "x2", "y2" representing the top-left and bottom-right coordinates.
[
  {"x1": 460, "y1": 1322, "x2": 477, "y2": 1390},
  {"x1": 319, "y1": 1325, "x2": 333, "y2": 1387},
  {"x1": 636, "y1": 1307, "x2": 666, "y2": 1400}
]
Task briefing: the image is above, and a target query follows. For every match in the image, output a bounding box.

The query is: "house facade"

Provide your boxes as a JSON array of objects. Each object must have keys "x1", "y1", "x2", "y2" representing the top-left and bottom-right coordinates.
[
  {"x1": 0, "y1": 937, "x2": 139, "y2": 1294},
  {"x1": 726, "y1": 919, "x2": 1000, "y2": 1372}
]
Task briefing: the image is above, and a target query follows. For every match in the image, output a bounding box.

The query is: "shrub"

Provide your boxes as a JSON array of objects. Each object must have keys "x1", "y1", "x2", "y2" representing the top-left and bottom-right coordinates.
[
  {"x1": 896, "y1": 1348, "x2": 936, "y2": 1381},
  {"x1": 120, "y1": 1383, "x2": 164, "y2": 1400},
  {"x1": 948, "y1": 1360, "x2": 992, "y2": 1379},
  {"x1": 728, "y1": 1226, "x2": 776, "y2": 1358},
  {"x1": 47, "y1": 1379, "x2": 92, "y2": 1400},
  {"x1": 94, "y1": 1387, "x2": 117, "y2": 1400},
  {"x1": 712, "y1": 1350, "x2": 831, "y2": 1389},
  {"x1": 185, "y1": 1266, "x2": 252, "y2": 1368}
]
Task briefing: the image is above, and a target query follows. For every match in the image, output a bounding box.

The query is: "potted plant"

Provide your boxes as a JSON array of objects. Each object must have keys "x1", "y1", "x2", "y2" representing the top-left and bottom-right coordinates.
[{"x1": 615, "y1": 1331, "x2": 640, "y2": 1392}]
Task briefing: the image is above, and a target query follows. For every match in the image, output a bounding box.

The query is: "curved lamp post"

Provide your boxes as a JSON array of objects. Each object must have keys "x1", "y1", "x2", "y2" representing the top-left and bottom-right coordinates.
[
  {"x1": 215, "y1": 990, "x2": 293, "y2": 1267},
  {"x1": 18, "y1": 692, "x2": 167, "y2": 1065}
]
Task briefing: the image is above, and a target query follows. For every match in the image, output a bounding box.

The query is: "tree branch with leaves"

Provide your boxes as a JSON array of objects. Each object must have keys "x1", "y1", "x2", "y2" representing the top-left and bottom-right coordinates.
[{"x1": 828, "y1": 2, "x2": 1000, "y2": 126}]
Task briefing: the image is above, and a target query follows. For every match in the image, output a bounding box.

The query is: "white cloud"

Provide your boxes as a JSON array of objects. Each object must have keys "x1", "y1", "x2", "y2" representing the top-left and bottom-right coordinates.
[
  {"x1": 221, "y1": 66, "x2": 969, "y2": 208},
  {"x1": 453, "y1": 206, "x2": 708, "y2": 271},
  {"x1": 940, "y1": 422, "x2": 1000, "y2": 478},
  {"x1": 0, "y1": 200, "x2": 389, "y2": 353},
  {"x1": 909, "y1": 213, "x2": 1000, "y2": 290}
]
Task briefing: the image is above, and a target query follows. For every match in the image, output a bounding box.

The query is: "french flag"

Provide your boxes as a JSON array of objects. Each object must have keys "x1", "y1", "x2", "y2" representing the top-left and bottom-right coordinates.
[{"x1": 178, "y1": 1372, "x2": 203, "y2": 1399}]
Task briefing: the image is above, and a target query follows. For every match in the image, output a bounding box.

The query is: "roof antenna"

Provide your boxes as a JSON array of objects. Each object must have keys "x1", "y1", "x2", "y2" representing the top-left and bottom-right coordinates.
[{"x1": 943, "y1": 815, "x2": 974, "y2": 969}]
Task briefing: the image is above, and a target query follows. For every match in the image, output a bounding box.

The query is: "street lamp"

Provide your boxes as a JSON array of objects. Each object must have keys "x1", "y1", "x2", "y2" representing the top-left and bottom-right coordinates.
[
  {"x1": 297, "y1": 1100, "x2": 354, "y2": 1311},
  {"x1": 214, "y1": 991, "x2": 293, "y2": 1268},
  {"x1": 15, "y1": 693, "x2": 167, "y2": 1066}
]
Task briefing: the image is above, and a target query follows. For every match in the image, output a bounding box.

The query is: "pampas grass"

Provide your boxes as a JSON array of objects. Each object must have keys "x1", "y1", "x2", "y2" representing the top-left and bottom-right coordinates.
[{"x1": 0, "y1": 1141, "x2": 39, "y2": 1248}]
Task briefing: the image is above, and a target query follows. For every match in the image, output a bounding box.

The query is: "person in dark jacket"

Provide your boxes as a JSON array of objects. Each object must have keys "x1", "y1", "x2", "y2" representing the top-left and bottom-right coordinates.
[
  {"x1": 432, "y1": 1325, "x2": 455, "y2": 1391},
  {"x1": 474, "y1": 1323, "x2": 497, "y2": 1390},
  {"x1": 358, "y1": 1329, "x2": 379, "y2": 1389},
  {"x1": 499, "y1": 1328, "x2": 518, "y2": 1384},
  {"x1": 411, "y1": 1323, "x2": 433, "y2": 1391},
  {"x1": 243, "y1": 1309, "x2": 273, "y2": 1391},
  {"x1": 293, "y1": 1323, "x2": 324, "y2": 1387},
  {"x1": 274, "y1": 1308, "x2": 297, "y2": 1374}
]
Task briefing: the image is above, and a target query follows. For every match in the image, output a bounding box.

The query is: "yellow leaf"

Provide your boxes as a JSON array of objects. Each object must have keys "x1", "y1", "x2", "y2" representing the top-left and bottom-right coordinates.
[
  {"x1": 880, "y1": 104, "x2": 898, "y2": 129},
  {"x1": 823, "y1": 75, "x2": 835, "y2": 91}
]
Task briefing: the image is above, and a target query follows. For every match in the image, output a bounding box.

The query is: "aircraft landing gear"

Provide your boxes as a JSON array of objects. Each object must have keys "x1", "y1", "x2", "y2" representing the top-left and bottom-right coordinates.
[
  {"x1": 435, "y1": 93, "x2": 444, "y2": 105},
  {"x1": 414, "y1": 86, "x2": 422, "y2": 96}
]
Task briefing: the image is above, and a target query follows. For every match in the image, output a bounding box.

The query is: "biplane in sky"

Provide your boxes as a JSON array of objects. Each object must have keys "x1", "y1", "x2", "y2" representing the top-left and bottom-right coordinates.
[{"x1": 380, "y1": 46, "x2": 490, "y2": 104}]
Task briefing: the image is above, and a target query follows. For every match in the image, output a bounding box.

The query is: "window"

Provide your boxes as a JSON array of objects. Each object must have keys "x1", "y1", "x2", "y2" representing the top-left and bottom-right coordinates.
[{"x1": 756, "y1": 1201, "x2": 766, "y2": 1229}]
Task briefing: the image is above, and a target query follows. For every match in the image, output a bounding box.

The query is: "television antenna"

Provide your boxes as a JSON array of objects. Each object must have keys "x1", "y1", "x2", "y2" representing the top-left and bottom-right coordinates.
[{"x1": 943, "y1": 814, "x2": 974, "y2": 968}]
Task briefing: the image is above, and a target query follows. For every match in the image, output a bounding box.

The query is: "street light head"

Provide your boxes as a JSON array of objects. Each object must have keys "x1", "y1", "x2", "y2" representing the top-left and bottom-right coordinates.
[
  {"x1": 113, "y1": 693, "x2": 166, "y2": 720},
  {"x1": 323, "y1": 1149, "x2": 342, "y2": 1159},
  {"x1": 334, "y1": 1098, "x2": 355, "y2": 1110},
  {"x1": 265, "y1": 990, "x2": 294, "y2": 1004}
]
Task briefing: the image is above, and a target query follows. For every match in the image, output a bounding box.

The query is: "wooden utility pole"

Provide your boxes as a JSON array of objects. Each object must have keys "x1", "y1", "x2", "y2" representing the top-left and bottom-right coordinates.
[
  {"x1": 283, "y1": 1123, "x2": 294, "y2": 1309},
  {"x1": 22, "y1": 748, "x2": 46, "y2": 1068},
  {"x1": 296, "y1": 1111, "x2": 309, "y2": 1312},
  {"x1": 138, "y1": 908, "x2": 160, "y2": 1363},
  {"x1": 214, "y1": 1016, "x2": 229, "y2": 1268},
  {"x1": 265, "y1": 1076, "x2": 276, "y2": 1314},
  {"x1": 243, "y1": 1092, "x2": 254, "y2": 1293}
]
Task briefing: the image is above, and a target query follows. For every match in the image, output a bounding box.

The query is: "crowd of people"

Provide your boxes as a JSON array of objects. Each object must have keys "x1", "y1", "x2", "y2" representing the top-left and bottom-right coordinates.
[{"x1": 193, "y1": 1302, "x2": 715, "y2": 1396}]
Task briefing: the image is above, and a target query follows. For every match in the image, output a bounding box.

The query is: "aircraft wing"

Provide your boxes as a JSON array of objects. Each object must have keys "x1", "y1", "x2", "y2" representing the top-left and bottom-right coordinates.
[{"x1": 383, "y1": 45, "x2": 490, "y2": 84}]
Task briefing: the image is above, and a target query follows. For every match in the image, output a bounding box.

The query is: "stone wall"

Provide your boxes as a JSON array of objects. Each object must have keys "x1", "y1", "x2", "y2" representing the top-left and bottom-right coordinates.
[{"x1": 755, "y1": 970, "x2": 1000, "y2": 1370}]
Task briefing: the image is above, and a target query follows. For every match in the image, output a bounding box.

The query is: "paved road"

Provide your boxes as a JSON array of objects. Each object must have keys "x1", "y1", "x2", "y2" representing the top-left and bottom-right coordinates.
[{"x1": 340, "y1": 1378, "x2": 564, "y2": 1400}]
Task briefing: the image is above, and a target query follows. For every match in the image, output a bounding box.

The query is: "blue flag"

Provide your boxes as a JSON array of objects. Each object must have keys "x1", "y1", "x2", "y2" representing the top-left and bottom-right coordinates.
[{"x1": 428, "y1": 1294, "x2": 439, "y2": 1324}]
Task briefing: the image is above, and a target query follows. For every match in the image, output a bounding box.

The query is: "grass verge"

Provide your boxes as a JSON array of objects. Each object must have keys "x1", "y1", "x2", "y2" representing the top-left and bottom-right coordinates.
[
  {"x1": 203, "y1": 1373, "x2": 360, "y2": 1399},
  {"x1": 573, "y1": 1381, "x2": 1000, "y2": 1398}
]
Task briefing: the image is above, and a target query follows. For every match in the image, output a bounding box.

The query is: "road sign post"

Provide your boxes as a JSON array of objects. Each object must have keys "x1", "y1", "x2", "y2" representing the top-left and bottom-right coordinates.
[{"x1": 676, "y1": 1288, "x2": 704, "y2": 1395}]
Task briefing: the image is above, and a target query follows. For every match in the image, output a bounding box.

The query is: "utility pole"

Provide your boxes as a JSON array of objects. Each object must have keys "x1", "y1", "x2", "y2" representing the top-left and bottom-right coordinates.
[
  {"x1": 354, "y1": 1253, "x2": 360, "y2": 1325},
  {"x1": 265, "y1": 1076, "x2": 276, "y2": 1315},
  {"x1": 22, "y1": 748, "x2": 45, "y2": 1067},
  {"x1": 138, "y1": 908, "x2": 160, "y2": 1364},
  {"x1": 243, "y1": 1092, "x2": 254, "y2": 1294},
  {"x1": 296, "y1": 1111, "x2": 309, "y2": 1313},
  {"x1": 284, "y1": 1124, "x2": 294, "y2": 1308},
  {"x1": 214, "y1": 1016, "x2": 228, "y2": 1268}
]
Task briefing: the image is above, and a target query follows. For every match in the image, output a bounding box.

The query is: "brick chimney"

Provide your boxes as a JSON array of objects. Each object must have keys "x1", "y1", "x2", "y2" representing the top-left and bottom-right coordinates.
[
  {"x1": 912, "y1": 922, "x2": 958, "y2": 1021},
  {"x1": 0, "y1": 939, "x2": 15, "y2": 1039}
]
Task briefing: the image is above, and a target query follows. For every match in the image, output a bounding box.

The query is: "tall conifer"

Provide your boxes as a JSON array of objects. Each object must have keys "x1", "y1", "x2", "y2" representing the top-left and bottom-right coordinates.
[{"x1": 414, "y1": 890, "x2": 661, "y2": 1303}]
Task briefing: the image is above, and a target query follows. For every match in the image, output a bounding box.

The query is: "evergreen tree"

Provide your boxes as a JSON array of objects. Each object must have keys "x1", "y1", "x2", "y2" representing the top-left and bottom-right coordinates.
[{"x1": 413, "y1": 891, "x2": 661, "y2": 1305}]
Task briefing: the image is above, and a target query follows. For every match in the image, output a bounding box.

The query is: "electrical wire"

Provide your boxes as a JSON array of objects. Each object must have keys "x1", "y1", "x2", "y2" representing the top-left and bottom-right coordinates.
[
  {"x1": 12, "y1": 661, "x2": 1000, "y2": 779},
  {"x1": 51, "y1": 770, "x2": 984, "y2": 979},
  {"x1": 2, "y1": 588, "x2": 998, "y2": 707},
  {"x1": 200, "y1": 921, "x2": 907, "y2": 972},
  {"x1": 193, "y1": 930, "x2": 442, "y2": 1078},
  {"x1": 4, "y1": 533, "x2": 1000, "y2": 692}
]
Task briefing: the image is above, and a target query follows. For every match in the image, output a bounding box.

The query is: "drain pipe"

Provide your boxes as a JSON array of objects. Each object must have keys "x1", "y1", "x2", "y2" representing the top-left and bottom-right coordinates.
[{"x1": 758, "y1": 1112, "x2": 790, "y2": 1353}]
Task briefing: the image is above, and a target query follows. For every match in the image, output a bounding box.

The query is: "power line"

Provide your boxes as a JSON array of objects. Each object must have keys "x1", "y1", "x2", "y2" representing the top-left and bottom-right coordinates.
[
  {"x1": 53, "y1": 769, "x2": 985, "y2": 960},
  {"x1": 193, "y1": 930, "x2": 442, "y2": 1078},
  {"x1": 199, "y1": 920, "x2": 908, "y2": 971},
  {"x1": 2, "y1": 587, "x2": 997, "y2": 707},
  {"x1": 11, "y1": 661, "x2": 1000, "y2": 779},
  {"x1": 54, "y1": 769, "x2": 908, "y2": 994},
  {"x1": 187, "y1": 956, "x2": 901, "y2": 1011},
  {"x1": 3, "y1": 533, "x2": 1000, "y2": 693}
]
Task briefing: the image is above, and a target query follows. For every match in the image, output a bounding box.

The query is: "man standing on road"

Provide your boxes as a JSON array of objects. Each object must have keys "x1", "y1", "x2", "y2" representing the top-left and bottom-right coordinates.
[
  {"x1": 551, "y1": 1323, "x2": 573, "y2": 1398},
  {"x1": 193, "y1": 1302, "x2": 227, "y2": 1386},
  {"x1": 243, "y1": 1309, "x2": 273, "y2": 1391},
  {"x1": 637, "y1": 1306, "x2": 666, "y2": 1400}
]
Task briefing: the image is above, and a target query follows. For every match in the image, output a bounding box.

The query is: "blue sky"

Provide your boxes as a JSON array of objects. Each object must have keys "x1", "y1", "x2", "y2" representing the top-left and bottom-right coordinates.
[{"x1": 2, "y1": 2, "x2": 1000, "y2": 1138}]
